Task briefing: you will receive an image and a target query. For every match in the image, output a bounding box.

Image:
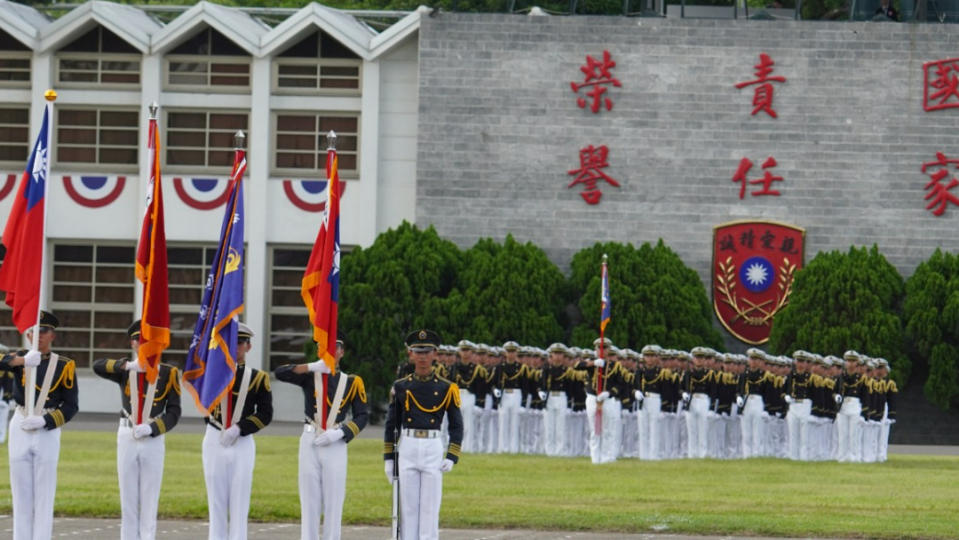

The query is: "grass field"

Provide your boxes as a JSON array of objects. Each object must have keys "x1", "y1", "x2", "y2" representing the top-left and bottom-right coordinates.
[{"x1": 1, "y1": 431, "x2": 958, "y2": 538}]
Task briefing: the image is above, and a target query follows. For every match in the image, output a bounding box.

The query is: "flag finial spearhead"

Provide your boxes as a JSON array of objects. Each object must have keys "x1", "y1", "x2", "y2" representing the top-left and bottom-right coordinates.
[
  {"x1": 602, "y1": 253, "x2": 608, "y2": 263},
  {"x1": 44, "y1": 89, "x2": 57, "y2": 102},
  {"x1": 148, "y1": 102, "x2": 158, "y2": 119},
  {"x1": 326, "y1": 130, "x2": 337, "y2": 151},
  {"x1": 234, "y1": 130, "x2": 246, "y2": 149}
]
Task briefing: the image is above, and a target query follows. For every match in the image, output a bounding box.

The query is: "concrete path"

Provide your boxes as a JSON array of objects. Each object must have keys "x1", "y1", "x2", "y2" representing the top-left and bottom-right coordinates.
[{"x1": 0, "y1": 516, "x2": 836, "y2": 540}]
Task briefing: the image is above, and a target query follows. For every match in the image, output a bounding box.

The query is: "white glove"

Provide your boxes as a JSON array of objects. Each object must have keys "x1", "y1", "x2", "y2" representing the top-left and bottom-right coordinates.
[
  {"x1": 888, "y1": 419, "x2": 896, "y2": 425},
  {"x1": 784, "y1": 395, "x2": 794, "y2": 404},
  {"x1": 133, "y1": 424, "x2": 153, "y2": 439},
  {"x1": 384, "y1": 460, "x2": 395, "y2": 483},
  {"x1": 307, "y1": 361, "x2": 331, "y2": 374},
  {"x1": 492, "y1": 388, "x2": 503, "y2": 398},
  {"x1": 313, "y1": 428, "x2": 344, "y2": 446},
  {"x1": 538, "y1": 391, "x2": 547, "y2": 401},
  {"x1": 593, "y1": 359, "x2": 605, "y2": 368},
  {"x1": 834, "y1": 394, "x2": 843, "y2": 405},
  {"x1": 23, "y1": 350, "x2": 41, "y2": 368},
  {"x1": 633, "y1": 390, "x2": 644, "y2": 401},
  {"x1": 597, "y1": 391, "x2": 610, "y2": 402},
  {"x1": 735, "y1": 396, "x2": 744, "y2": 408},
  {"x1": 440, "y1": 458, "x2": 454, "y2": 473},
  {"x1": 220, "y1": 425, "x2": 241, "y2": 446},
  {"x1": 125, "y1": 359, "x2": 145, "y2": 372},
  {"x1": 20, "y1": 415, "x2": 45, "y2": 431},
  {"x1": 682, "y1": 392, "x2": 691, "y2": 402}
]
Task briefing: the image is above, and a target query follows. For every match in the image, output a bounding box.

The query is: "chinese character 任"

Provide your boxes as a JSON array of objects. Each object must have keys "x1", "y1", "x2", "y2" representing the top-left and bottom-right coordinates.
[
  {"x1": 921, "y1": 152, "x2": 959, "y2": 216},
  {"x1": 732, "y1": 157, "x2": 783, "y2": 199},
  {"x1": 734, "y1": 53, "x2": 787, "y2": 118},
  {"x1": 567, "y1": 144, "x2": 621, "y2": 205},
  {"x1": 570, "y1": 50, "x2": 622, "y2": 114},
  {"x1": 923, "y1": 58, "x2": 959, "y2": 112}
]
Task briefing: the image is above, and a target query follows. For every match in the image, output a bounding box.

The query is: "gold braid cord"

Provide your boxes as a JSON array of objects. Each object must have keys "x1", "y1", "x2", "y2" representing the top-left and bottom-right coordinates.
[{"x1": 716, "y1": 256, "x2": 796, "y2": 326}]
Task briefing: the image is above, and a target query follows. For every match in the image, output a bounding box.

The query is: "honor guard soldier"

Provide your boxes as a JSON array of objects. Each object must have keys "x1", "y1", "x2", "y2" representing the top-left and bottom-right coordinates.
[
  {"x1": 638, "y1": 345, "x2": 665, "y2": 460},
  {"x1": 740, "y1": 348, "x2": 769, "y2": 458},
  {"x1": 542, "y1": 343, "x2": 577, "y2": 457},
  {"x1": 452, "y1": 340, "x2": 483, "y2": 453},
  {"x1": 786, "y1": 350, "x2": 814, "y2": 461},
  {"x1": 0, "y1": 310, "x2": 78, "y2": 540},
  {"x1": 876, "y1": 358, "x2": 896, "y2": 462},
  {"x1": 275, "y1": 338, "x2": 368, "y2": 540},
  {"x1": 685, "y1": 347, "x2": 716, "y2": 459},
  {"x1": 384, "y1": 329, "x2": 464, "y2": 540},
  {"x1": 93, "y1": 320, "x2": 182, "y2": 540},
  {"x1": 202, "y1": 322, "x2": 273, "y2": 540},
  {"x1": 585, "y1": 338, "x2": 623, "y2": 464},
  {"x1": 495, "y1": 341, "x2": 525, "y2": 454},
  {"x1": 836, "y1": 350, "x2": 866, "y2": 462}
]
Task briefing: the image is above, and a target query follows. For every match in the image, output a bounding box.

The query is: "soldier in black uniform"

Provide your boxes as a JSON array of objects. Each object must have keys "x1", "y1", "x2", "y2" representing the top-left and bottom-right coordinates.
[
  {"x1": 201, "y1": 322, "x2": 273, "y2": 540},
  {"x1": 93, "y1": 320, "x2": 181, "y2": 540},
  {"x1": 384, "y1": 329, "x2": 463, "y2": 540},
  {"x1": 0, "y1": 310, "x2": 78, "y2": 540},
  {"x1": 0, "y1": 344, "x2": 12, "y2": 444},
  {"x1": 275, "y1": 338, "x2": 368, "y2": 540}
]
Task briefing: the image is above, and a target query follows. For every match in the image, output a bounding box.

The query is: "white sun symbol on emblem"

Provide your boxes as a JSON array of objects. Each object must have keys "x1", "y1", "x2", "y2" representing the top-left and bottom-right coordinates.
[{"x1": 745, "y1": 262, "x2": 768, "y2": 287}]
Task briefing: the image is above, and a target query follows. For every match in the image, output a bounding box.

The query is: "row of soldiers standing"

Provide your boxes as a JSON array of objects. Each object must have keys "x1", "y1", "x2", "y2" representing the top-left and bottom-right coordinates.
[{"x1": 401, "y1": 338, "x2": 898, "y2": 464}]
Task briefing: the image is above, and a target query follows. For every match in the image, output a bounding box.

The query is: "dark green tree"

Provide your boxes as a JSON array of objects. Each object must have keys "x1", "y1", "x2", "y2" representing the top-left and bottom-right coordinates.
[
  {"x1": 337, "y1": 222, "x2": 464, "y2": 412},
  {"x1": 451, "y1": 235, "x2": 568, "y2": 346},
  {"x1": 568, "y1": 240, "x2": 723, "y2": 351},
  {"x1": 768, "y1": 246, "x2": 907, "y2": 384},
  {"x1": 903, "y1": 249, "x2": 959, "y2": 410}
]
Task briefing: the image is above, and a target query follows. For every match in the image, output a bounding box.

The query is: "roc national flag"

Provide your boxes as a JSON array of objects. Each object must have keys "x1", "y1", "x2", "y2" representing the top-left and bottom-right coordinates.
[
  {"x1": 135, "y1": 114, "x2": 171, "y2": 384},
  {"x1": 183, "y1": 149, "x2": 246, "y2": 415},
  {"x1": 600, "y1": 256, "x2": 611, "y2": 333},
  {"x1": 300, "y1": 146, "x2": 341, "y2": 374},
  {"x1": 0, "y1": 103, "x2": 51, "y2": 332}
]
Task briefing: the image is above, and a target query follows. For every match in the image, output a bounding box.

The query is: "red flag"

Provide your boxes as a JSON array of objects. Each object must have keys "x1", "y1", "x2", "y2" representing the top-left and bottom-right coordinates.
[
  {"x1": 0, "y1": 104, "x2": 51, "y2": 332},
  {"x1": 301, "y1": 148, "x2": 341, "y2": 374},
  {"x1": 135, "y1": 116, "x2": 171, "y2": 384}
]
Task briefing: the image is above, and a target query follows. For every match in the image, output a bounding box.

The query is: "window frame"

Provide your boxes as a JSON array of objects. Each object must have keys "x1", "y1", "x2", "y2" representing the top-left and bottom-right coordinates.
[
  {"x1": 0, "y1": 51, "x2": 31, "y2": 89},
  {"x1": 164, "y1": 54, "x2": 252, "y2": 93},
  {"x1": 272, "y1": 57, "x2": 362, "y2": 96},
  {"x1": 55, "y1": 51, "x2": 142, "y2": 89},
  {"x1": 163, "y1": 108, "x2": 250, "y2": 174},
  {"x1": 270, "y1": 111, "x2": 360, "y2": 179},
  {"x1": 0, "y1": 105, "x2": 30, "y2": 169},
  {"x1": 54, "y1": 106, "x2": 140, "y2": 173}
]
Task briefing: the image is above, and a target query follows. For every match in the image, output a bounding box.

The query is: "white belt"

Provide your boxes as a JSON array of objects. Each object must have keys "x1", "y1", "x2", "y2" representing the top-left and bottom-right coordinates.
[
  {"x1": 402, "y1": 428, "x2": 441, "y2": 439},
  {"x1": 16, "y1": 405, "x2": 51, "y2": 417},
  {"x1": 645, "y1": 392, "x2": 660, "y2": 398},
  {"x1": 120, "y1": 417, "x2": 158, "y2": 428},
  {"x1": 304, "y1": 422, "x2": 340, "y2": 433},
  {"x1": 549, "y1": 391, "x2": 565, "y2": 396},
  {"x1": 504, "y1": 388, "x2": 517, "y2": 394},
  {"x1": 693, "y1": 393, "x2": 708, "y2": 398}
]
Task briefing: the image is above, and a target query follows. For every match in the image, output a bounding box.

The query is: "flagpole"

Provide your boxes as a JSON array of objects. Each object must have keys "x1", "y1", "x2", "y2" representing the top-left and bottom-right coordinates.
[
  {"x1": 24, "y1": 91, "x2": 56, "y2": 417},
  {"x1": 595, "y1": 254, "x2": 607, "y2": 436}
]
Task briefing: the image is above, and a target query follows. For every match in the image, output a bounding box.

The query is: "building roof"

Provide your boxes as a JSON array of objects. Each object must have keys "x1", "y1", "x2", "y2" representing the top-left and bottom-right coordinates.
[
  {"x1": 261, "y1": 2, "x2": 378, "y2": 60},
  {"x1": 39, "y1": 0, "x2": 161, "y2": 53},
  {"x1": 0, "y1": 0, "x2": 49, "y2": 50},
  {"x1": 152, "y1": 1, "x2": 270, "y2": 56}
]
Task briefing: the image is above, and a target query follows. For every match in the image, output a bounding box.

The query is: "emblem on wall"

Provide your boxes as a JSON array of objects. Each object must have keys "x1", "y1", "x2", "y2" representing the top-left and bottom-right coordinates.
[
  {"x1": 63, "y1": 175, "x2": 127, "y2": 208},
  {"x1": 282, "y1": 179, "x2": 346, "y2": 212},
  {"x1": 0, "y1": 174, "x2": 16, "y2": 202},
  {"x1": 712, "y1": 220, "x2": 805, "y2": 345},
  {"x1": 173, "y1": 177, "x2": 232, "y2": 210}
]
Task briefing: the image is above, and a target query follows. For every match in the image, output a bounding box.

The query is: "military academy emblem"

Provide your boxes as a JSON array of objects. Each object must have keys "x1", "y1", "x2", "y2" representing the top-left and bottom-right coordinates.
[{"x1": 712, "y1": 220, "x2": 805, "y2": 344}]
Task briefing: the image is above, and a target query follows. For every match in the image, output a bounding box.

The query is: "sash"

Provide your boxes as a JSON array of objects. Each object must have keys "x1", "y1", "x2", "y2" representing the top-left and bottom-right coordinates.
[
  {"x1": 229, "y1": 366, "x2": 253, "y2": 428},
  {"x1": 313, "y1": 371, "x2": 348, "y2": 434},
  {"x1": 33, "y1": 353, "x2": 59, "y2": 417}
]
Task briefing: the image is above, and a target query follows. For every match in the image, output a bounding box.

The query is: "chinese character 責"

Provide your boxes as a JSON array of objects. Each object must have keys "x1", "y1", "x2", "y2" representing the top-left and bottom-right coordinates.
[{"x1": 734, "y1": 53, "x2": 787, "y2": 118}]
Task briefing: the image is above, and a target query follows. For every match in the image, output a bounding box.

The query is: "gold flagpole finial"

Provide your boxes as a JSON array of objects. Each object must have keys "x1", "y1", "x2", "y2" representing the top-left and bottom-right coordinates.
[
  {"x1": 44, "y1": 89, "x2": 57, "y2": 102},
  {"x1": 326, "y1": 130, "x2": 337, "y2": 151}
]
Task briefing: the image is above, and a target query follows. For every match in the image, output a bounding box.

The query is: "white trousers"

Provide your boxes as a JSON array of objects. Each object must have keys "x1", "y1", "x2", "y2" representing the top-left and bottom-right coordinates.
[
  {"x1": 497, "y1": 390, "x2": 521, "y2": 453},
  {"x1": 686, "y1": 395, "x2": 710, "y2": 459},
  {"x1": 398, "y1": 436, "x2": 444, "y2": 540},
  {"x1": 567, "y1": 410, "x2": 587, "y2": 457},
  {"x1": 786, "y1": 399, "x2": 811, "y2": 461},
  {"x1": 299, "y1": 430, "x2": 348, "y2": 540},
  {"x1": 458, "y1": 390, "x2": 476, "y2": 453},
  {"x1": 202, "y1": 425, "x2": 256, "y2": 540},
  {"x1": 585, "y1": 396, "x2": 621, "y2": 464},
  {"x1": 861, "y1": 420, "x2": 881, "y2": 463},
  {"x1": 9, "y1": 412, "x2": 61, "y2": 540},
  {"x1": 0, "y1": 399, "x2": 10, "y2": 444},
  {"x1": 117, "y1": 426, "x2": 166, "y2": 540},
  {"x1": 620, "y1": 409, "x2": 638, "y2": 458},
  {"x1": 836, "y1": 398, "x2": 863, "y2": 463},
  {"x1": 639, "y1": 394, "x2": 662, "y2": 460},
  {"x1": 740, "y1": 395, "x2": 765, "y2": 458},
  {"x1": 723, "y1": 412, "x2": 742, "y2": 459},
  {"x1": 543, "y1": 393, "x2": 568, "y2": 457},
  {"x1": 879, "y1": 414, "x2": 891, "y2": 462}
]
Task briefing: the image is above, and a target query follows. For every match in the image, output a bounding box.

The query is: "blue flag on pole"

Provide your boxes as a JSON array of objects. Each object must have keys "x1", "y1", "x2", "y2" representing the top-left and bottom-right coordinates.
[{"x1": 183, "y1": 151, "x2": 247, "y2": 415}]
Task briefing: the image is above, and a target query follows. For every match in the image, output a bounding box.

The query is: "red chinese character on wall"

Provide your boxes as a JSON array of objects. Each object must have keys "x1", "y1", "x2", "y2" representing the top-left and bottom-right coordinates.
[
  {"x1": 923, "y1": 58, "x2": 959, "y2": 112},
  {"x1": 734, "y1": 53, "x2": 787, "y2": 118},
  {"x1": 570, "y1": 50, "x2": 621, "y2": 114},
  {"x1": 732, "y1": 157, "x2": 783, "y2": 199},
  {"x1": 567, "y1": 144, "x2": 620, "y2": 204},
  {"x1": 921, "y1": 152, "x2": 959, "y2": 216}
]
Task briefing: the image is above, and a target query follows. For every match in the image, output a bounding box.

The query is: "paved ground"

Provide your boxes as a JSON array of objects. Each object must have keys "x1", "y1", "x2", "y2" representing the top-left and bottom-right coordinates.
[{"x1": 0, "y1": 517, "x2": 838, "y2": 540}]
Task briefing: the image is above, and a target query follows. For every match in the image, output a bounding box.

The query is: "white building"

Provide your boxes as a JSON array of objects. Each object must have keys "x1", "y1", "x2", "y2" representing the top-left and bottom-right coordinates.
[{"x1": 0, "y1": 0, "x2": 425, "y2": 419}]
